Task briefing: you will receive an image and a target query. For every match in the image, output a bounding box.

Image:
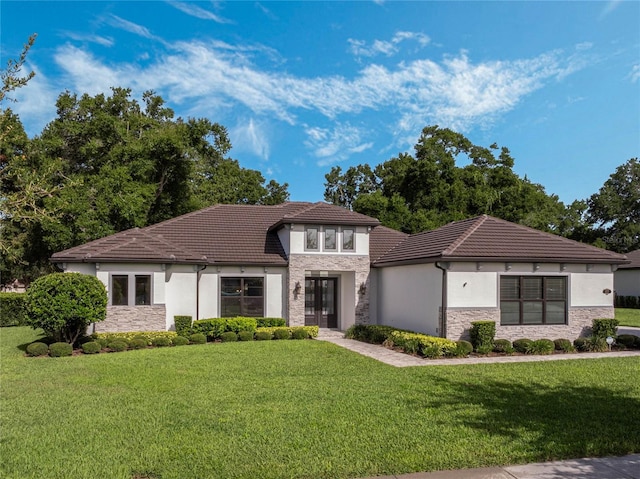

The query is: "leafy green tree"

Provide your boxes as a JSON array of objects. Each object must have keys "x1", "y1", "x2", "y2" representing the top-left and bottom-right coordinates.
[
  {"x1": 587, "y1": 158, "x2": 640, "y2": 253},
  {"x1": 25, "y1": 272, "x2": 107, "y2": 344}
]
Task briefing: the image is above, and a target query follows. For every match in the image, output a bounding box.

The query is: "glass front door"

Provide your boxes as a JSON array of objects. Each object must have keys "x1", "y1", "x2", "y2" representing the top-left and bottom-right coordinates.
[{"x1": 304, "y1": 278, "x2": 337, "y2": 328}]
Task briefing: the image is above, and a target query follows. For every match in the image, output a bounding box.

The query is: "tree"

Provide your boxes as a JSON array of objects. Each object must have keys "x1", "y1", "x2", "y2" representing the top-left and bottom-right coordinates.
[
  {"x1": 587, "y1": 158, "x2": 640, "y2": 253},
  {"x1": 25, "y1": 272, "x2": 107, "y2": 344}
]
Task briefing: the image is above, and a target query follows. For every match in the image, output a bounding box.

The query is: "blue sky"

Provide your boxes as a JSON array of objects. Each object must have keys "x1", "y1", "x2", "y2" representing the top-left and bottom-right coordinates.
[{"x1": 2, "y1": 1, "x2": 639, "y2": 205}]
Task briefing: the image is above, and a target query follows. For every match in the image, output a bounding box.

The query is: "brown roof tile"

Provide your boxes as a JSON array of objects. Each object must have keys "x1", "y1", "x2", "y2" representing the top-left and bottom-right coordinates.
[
  {"x1": 618, "y1": 249, "x2": 640, "y2": 269},
  {"x1": 269, "y1": 202, "x2": 380, "y2": 230},
  {"x1": 369, "y1": 226, "x2": 409, "y2": 263},
  {"x1": 374, "y1": 215, "x2": 628, "y2": 266}
]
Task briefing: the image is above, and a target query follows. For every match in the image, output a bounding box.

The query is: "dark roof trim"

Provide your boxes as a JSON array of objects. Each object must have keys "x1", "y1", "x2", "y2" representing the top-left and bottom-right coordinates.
[{"x1": 373, "y1": 256, "x2": 626, "y2": 268}]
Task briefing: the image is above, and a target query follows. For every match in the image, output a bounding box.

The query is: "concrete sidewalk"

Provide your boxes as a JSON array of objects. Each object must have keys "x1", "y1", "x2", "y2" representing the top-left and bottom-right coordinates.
[{"x1": 360, "y1": 454, "x2": 640, "y2": 479}]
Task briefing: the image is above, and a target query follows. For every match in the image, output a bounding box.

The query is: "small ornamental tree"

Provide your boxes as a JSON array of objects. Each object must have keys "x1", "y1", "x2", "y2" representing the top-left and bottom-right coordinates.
[{"x1": 26, "y1": 273, "x2": 107, "y2": 344}]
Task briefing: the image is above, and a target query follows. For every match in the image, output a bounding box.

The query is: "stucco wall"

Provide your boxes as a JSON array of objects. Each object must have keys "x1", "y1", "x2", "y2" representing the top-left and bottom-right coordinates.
[
  {"x1": 615, "y1": 269, "x2": 640, "y2": 297},
  {"x1": 377, "y1": 263, "x2": 442, "y2": 336},
  {"x1": 287, "y1": 254, "x2": 370, "y2": 329}
]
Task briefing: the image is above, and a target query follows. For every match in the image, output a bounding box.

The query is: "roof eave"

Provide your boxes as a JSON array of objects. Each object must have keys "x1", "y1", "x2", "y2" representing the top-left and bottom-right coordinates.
[{"x1": 373, "y1": 255, "x2": 629, "y2": 268}]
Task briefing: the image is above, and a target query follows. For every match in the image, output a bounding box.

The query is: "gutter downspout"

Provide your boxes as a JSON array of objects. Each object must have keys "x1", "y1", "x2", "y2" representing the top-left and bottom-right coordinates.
[
  {"x1": 196, "y1": 265, "x2": 207, "y2": 320},
  {"x1": 434, "y1": 261, "x2": 449, "y2": 338}
]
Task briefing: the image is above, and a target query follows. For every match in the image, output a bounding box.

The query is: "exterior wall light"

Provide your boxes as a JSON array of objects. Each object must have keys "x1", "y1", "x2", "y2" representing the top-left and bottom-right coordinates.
[
  {"x1": 359, "y1": 283, "x2": 367, "y2": 295},
  {"x1": 293, "y1": 281, "x2": 302, "y2": 298}
]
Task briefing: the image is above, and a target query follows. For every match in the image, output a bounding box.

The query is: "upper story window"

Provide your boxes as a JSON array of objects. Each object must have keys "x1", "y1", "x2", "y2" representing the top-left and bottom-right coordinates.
[
  {"x1": 304, "y1": 226, "x2": 356, "y2": 253},
  {"x1": 500, "y1": 276, "x2": 567, "y2": 325},
  {"x1": 324, "y1": 227, "x2": 337, "y2": 251},
  {"x1": 342, "y1": 228, "x2": 355, "y2": 251},
  {"x1": 111, "y1": 274, "x2": 152, "y2": 306},
  {"x1": 305, "y1": 227, "x2": 319, "y2": 251}
]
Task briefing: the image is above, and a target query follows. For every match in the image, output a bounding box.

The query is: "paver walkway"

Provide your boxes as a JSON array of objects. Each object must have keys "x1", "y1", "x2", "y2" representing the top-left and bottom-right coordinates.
[{"x1": 316, "y1": 329, "x2": 640, "y2": 367}]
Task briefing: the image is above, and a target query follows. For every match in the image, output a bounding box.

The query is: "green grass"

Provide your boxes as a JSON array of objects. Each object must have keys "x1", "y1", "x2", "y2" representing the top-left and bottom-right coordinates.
[
  {"x1": 1, "y1": 327, "x2": 640, "y2": 479},
  {"x1": 616, "y1": 308, "x2": 640, "y2": 327}
]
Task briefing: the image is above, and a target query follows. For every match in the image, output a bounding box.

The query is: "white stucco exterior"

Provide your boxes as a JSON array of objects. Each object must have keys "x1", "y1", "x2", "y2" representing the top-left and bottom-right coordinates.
[{"x1": 615, "y1": 269, "x2": 640, "y2": 297}]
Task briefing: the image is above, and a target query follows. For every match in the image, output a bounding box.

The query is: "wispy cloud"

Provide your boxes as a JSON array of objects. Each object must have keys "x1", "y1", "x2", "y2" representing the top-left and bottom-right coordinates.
[
  {"x1": 349, "y1": 31, "x2": 430, "y2": 57},
  {"x1": 304, "y1": 123, "x2": 373, "y2": 166},
  {"x1": 231, "y1": 118, "x2": 270, "y2": 160},
  {"x1": 62, "y1": 31, "x2": 114, "y2": 47},
  {"x1": 600, "y1": 0, "x2": 622, "y2": 19},
  {"x1": 628, "y1": 64, "x2": 640, "y2": 83},
  {"x1": 107, "y1": 15, "x2": 161, "y2": 41},
  {"x1": 167, "y1": 1, "x2": 231, "y2": 23}
]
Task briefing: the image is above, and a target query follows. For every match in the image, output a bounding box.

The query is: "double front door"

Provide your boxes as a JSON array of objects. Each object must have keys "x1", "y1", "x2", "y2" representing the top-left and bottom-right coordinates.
[{"x1": 304, "y1": 278, "x2": 337, "y2": 328}]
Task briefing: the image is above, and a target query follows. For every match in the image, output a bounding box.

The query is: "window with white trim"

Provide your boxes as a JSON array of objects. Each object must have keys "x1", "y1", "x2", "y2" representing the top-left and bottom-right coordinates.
[
  {"x1": 220, "y1": 277, "x2": 264, "y2": 317},
  {"x1": 110, "y1": 274, "x2": 152, "y2": 306}
]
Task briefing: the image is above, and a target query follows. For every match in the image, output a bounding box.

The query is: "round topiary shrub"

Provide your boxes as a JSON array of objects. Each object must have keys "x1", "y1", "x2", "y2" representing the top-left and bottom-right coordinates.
[
  {"x1": 255, "y1": 331, "x2": 272, "y2": 341},
  {"x1": 129, "y1": 338, "x2": 148, "y2": 350},
  {"x1": 132, "y1": 335, "x2": 149, "y2": 344},
  {"x1": 151, "y1": 337, "x2": 171, "y2": 347},
  {"x1": 189, "y1": 333, "x2": 206, "y2": 344},
  {"x1": 453, "y1": 340, "x2": 473, "y2": 357},
  {"x1": 573, "y1": 337, "x2": 589, "y2": 351},
  {"x1": 172, "y1": 336, "x2": 189, "y2": 346},
  {"x1": 81, "y1": 341, "x2": 101, "y2": 354},
  {"x1": 26, "y1": 272, "x2": 107, "y2": 345},
  {"x1": 238, "y1": 331, "x2": 254, "y2": 341},
  {"x1": 554, "y1": 338, "x2": 575, "y2": 352},
  {"x1": 475, "y1": 344, "x2": 493, "y2": 355},
  {"x1": 108, "y1": 340, "x2": 128, "y2": 352},
  {"x1": 95, "y1": 337, "x2": 110, "y2": 348},
  {"x1": 616, "y1": 334, "x2": 638, "y2": 349},
  {"x1": 493, "y1": 339, "x2": 513, "y2": 353},
  {"x1": 220, "y1": 331, "x2": 238, "y2": 342},
  {"x1": 49, "y1": 342, "x2": 73, "y2": 357},
  {"x1": 291, "y1": 329, "x2": 308, "y2": 340},
  {"x1": 513, "y1": 338, "x2": 532, "y2": 353},
  {"x1": 26, "y1": 342, "x2": 49, "y2": 357},
  {"x1": 273, "y1": 329, "x2": 290, "y2": 340}
]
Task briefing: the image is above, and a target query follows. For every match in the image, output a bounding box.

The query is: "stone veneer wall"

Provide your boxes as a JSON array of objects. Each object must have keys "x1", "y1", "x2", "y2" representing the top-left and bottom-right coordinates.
[
  {"x1": 288, "y1": 254, "x2": 370, "y2": 327},
  {"x1": 446, "y1": 306, "x2": 614, "y2": 341},
  {"x1": 94, "y1": 305, "x2": 167, "y2": 333}
]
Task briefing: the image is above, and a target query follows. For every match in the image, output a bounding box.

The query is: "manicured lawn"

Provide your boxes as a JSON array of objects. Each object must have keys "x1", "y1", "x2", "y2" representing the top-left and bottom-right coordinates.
[
  {"x1": 1, "y1": 327, "x2": 640, "y2": 479},
  {"x1": 617, "y1": 308, "x2": 640, "y2": 327}
]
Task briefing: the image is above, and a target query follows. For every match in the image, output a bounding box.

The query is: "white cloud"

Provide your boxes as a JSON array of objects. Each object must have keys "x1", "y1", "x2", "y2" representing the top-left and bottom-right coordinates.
[
  {"x1": 628, "y1": 64, "x2": 640, "y2": 83},
  {"x1": 348, "y1": 31, "x2": 430, "y2": 57},
  {"x1": 304, "y1": 123, "x2": 373, "y2": 166},
  {"x1": 167, "y1": 1, "x2": 231, "y2": 23},
  {"x1": 10, "y1": 63, "x2": 59, "y2": 134},
  {"x1": 62, "y1": 31, "x2": 114, "y2": 47},
  {"x1": 230, "y1": 118, "x2": 271, "y2": 160},
  {"x1": 575, "y1": 42, "x2": 593, "y2": 51},
  {"x1": 600, "y1": 0, "x2": 622, "y2": 19},
  {"x1": 107, "y1": 15, "x2": 161, "y2": 41}
]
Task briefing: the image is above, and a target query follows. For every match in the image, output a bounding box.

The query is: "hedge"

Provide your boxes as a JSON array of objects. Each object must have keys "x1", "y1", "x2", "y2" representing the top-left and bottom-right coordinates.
[
  {"x1": 0, "y1": 292, "x2": 27, "y2": 327},
  {"x1": 93, "y1": 331, "x2": 177, "y2": 345},
  {"x1": 191, "y1": 317, "x2": 257, "y2": 339},
  {"x1": 174, "y1": 315, "x2": 192, "y2": 337},
  {"x1": 385, "y1": 331, "x2": 457, "y2": 358},
  {"x1": 256, "y1": 326, "x2": 319, "y2": 338},
  {"x1": 344, "y1": 324, "x2": 406, "y2": 344},
  {"x1": 470, "y1": 321, "x2": 496, "y2": 351},
  {"x1": 615, "y1": 295, "x2": 640, "y2": 309},
  {"x1": 256, "y1": 318, "x2": 286, "y2": 328},
  {"x1": 592, "y1": 318, "x2": 619, "y2": 339}
]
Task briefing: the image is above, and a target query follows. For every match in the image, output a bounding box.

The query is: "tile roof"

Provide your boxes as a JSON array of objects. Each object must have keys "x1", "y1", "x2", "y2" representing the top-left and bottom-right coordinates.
[
  {"x1": 51, "y1": 202, "x2": 379, "y2": 265},
  {"x1": 374, "y1": 215, "x2": 628, "y2": 266},
  {"x1": 618, "y1": 249, "x2": 640, "y2": 269},
  {"x1": 369, "y1": 226, "x2": 409, "y2": 263}
]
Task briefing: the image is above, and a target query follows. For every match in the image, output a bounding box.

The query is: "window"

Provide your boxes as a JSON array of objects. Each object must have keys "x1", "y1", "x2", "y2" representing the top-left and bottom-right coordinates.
[
  {"x1": 324, "y1": 227, "x2": 337, "y2": 251},
  {"x1": 221, "y1": 277, "x2": 264, "y2": 317},
  {"x1": 305, "y1": 227, "x2": 319, "y2": 250},
  {"x1": 500, "y1": 276, "x2": 567, "y2": 325},
  {"x1": 111, "y1": 274, "x2": 152, "y2": 306},
  {"x1": 342, "y1": 228, "x2": 355, "y2": 251}
]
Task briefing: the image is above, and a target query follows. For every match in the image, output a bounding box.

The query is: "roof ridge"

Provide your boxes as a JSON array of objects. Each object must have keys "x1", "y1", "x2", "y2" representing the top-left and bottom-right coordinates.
[
  {"x1": 281, "y1": 201, "x2": 320, "y2": 220},
  {"x1": 146, "y1": 204, "x2": 222, "y2": 232},
  {"x1": 443, "y1": 215, "x2": 487, "y2": 256}
]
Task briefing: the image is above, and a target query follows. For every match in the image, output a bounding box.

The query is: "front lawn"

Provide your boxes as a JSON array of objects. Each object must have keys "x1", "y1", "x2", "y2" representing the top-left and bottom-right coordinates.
[
  {"x1": 1, "y1": 327, "x2": 640, "y2": 479},
  {"x1": 617, "y1": 308, "x2": 640, "y2": 327}
]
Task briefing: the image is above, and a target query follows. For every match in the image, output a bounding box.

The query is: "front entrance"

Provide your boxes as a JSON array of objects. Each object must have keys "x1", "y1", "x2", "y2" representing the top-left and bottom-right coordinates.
[{"x1": 304, "y1": 278, "x2": 337, "y2": 328}]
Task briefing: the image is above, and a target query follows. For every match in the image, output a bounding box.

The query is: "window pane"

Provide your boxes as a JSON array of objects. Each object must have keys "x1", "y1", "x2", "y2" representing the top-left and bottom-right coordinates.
[
  {"x1": 221, "y1": 278, "x2": 242, "y2": 296},
  {"x1": 244, "y1": 278, "x2": 263, "y2": 297},
  {"x1": 306, "y1": 228, "x2": 318, "y2": 250},
  {"x1": 500, "y1": 277, "x2": 520, "y2": 300},
  {"x1": 112, "y1": 275, "x2": 128, "y2": 306},
  {"x1": 322, "y1": 279, "x2": 335, "y2": 315},
  {"x1": 522, "y1": 277, "x2": 543, "y2": 299},
  {"x1": 242, "y1": 297, "x2": 264, "y2": 317},
  {"x1": 545, "y1": 277, "x2": 566, "y2": 300},
  {"x1": 221, "y1": 297, "x2": 241, "y2": 317},
  {"x1": 546, "y1": 301, "x2": 566, "y2": 324},
  {"x1": 500, "y1": 302, "x2": 520, "y2": 325},
  {"x1": 523, "y1": 301, "x2": 543, "y2": 324},
  {"x1": 325, "y1": 228, "x2": 337, "y2": 250},
  {"x1": 305, "y1": 279, "x2": 315, "y2": 315},
  {"x1": 343, "y1": 228, "x2": 354, "y2": 250},
  {"x1": 135, "y1": 275, "x2": 151, "y2": 305}
]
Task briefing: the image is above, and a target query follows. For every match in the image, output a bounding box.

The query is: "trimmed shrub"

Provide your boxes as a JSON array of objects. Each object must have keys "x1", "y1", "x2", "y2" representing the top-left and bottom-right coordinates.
[
  {"x1": 220, "y1": 331, "x2": 238, "y2": 342},
  {"x1": 0, "y1": 292, "x2": 27, "y2": 327},
  {"x1": 256, "y1": 326, "x2": 319, "y2": 339},
  {"x1": 26, "y1": 273, "x2": 107, "y2": 344},
  {"x1": 189, "y1": 333, "x2": 206, "y2": 344},
  {"x1": 93, "y1": 331, "x2": 177, "y2": 345},
  {"x1": 615, "y1": 295, "x2": 640, "y2": 309},
  {"x1": 386, "y1": 331, "x2": 457, "y2": 358},
  {"x1": 273, "y1": 329, "x2": 291, "y2": 340},
  {"x1": 191, "y1": 317, "x2": 257, "y2": 339},
  {"x1": 592, "y1": 318, "x2": 618, "y2": 339},
  {"x1": 96, "y1": 337, "x2": 110, "y2": 348},
  {"x1": 174, "y1": 316, "x2": 192, "y2": 337},
  {"x1": 225, "y1": 317, "x2": 258, "y2": 334},
  {"x1": 151, "y1": 337, "x2": 171, "y2": 347},
  {"x1": 129, "y1": 338, "x2": 148, "y2": 350},
  {"x1": 493, "y1": 339, "x2": 514, "y2": 354},
  {"x1": 554, "y1": 338, "x2": 575, "y2": 352},
  {"x1": 345, "y1": 324, "x2": 403, "y2": 344},
  {"x1": 291, "y1": 328, "x2": 309, "y2": 340},
  {"x1": 452, "y1": 340, "x2": 473, "y2": 357},
  {"x1": 616, "y1": 334, "x2": 639, "y2": 349},
  {"x1": 475, "y1": 344, "x2": 493, "y2": 355},
  {"x1": 172, "y1": 336, "x2": 189, "y2": 346},
  {"x1": 586, "y1": 336, "x2": 608, "y2": 352},
  {"x1": 81, "y1": 341, "x2": 101, "y2": 354},
  {"x1": 49, "y1": 342, "x2": 73, "y2": 357},
  {"x1": 513, "y1": 338, "x2": 532, "y2": 353},
  {"x1": 108, "y1": 340, "x2": 128, "y2": 352},
  {"x1": 256, "y1": 318, "x2": 286, "y2": 328},
  {"x1": 238, "y1": 331, "x2": 255, "y2": 341},
  {"x1": 26, "y1": 342, "x2": 49, "y2": 357},
  {"x1": 527, "y1": 339, "x2": 554, "y2": 355},
  {"x1": 573, "y1": 337, "x2": 589, "y2": 352},
  {"x1": 469, "y1": 321, "x2": 495, "y2": 351},
  {"x1": 255, "y1": 331, "x2": 272, "y2": 341}
]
